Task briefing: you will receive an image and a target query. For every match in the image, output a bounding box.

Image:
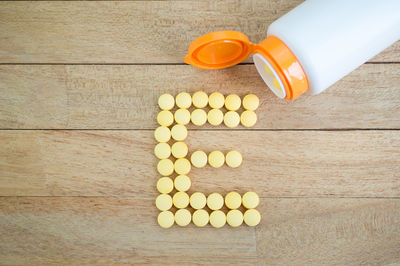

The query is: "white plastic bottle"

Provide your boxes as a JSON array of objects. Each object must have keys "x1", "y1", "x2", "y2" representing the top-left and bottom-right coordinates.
[{"x1": 185, "y1": 0, "x2": 400, "y2": 100}]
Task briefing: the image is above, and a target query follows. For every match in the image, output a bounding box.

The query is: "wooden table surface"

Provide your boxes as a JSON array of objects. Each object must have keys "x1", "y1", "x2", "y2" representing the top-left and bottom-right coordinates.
[{"x1": 1, "y1": 1, "x2": 399, "y2": 265}]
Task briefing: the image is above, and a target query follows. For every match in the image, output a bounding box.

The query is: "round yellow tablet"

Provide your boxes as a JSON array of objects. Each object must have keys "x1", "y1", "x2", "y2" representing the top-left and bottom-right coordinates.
[
  {"x1": 242, "y1": 191, "x2": 260, "y2": 209},
  {"x1": 174, "y1": 108, "x2": 191, "y2": 125},
  {"x1": 175, "y1": 209, "x2": 191, "y2": 227},
  {"x1": 171, "y1": 142, "x2": 188, "y2": 158},
  {"x1": 208, "y1": 151, "x2": 225, "y2": 168},
  {"x1": 154, "y1": 142, "x2": 171, "y2": 159},
  {"x1": 192, "y1": 91, "x2": 208, "y2": 108},
  {"x1": 191, "y1": 109, "x2": 207, "y2": 126},
  {"x1": 157, "y1": 159, "x2": 174, "y2": 176},
  {"x1": 158, "y1": 93, "x2": 175, "y2": 111},
  {"x1": 240, "y1": 110, "x2": 257, "y2": 128},
  {"x1": 174, "y1": 158, "x2": 191, "y2": 175},
  {"x1": 192, "y1": 209, "x2": 209, "y2": 227},
  {"x1": 273, "y1": 77, "x2": 282, "y2": 90},
  {"x1": 174, "y1": 175, "x2": 191, "y2": 192},
  {"x1": 171, "y1": 124, "x2": 187, "y2": 141},
  {"x1": 207, "y1": 193, "x2": 224, "y2": 210},
  {"x1": 158, "y1": 210, "x2": 174, "y2": 228},
  {"x1": 173, "y1": 191, "x2": 189, "y2": 209},
  {"x1": 154, "y1": 126, "x2": 171, "y2": 143},
  {"x1": 224, "y1": 111, "x2": 240, "y2": 128},
  {"x1": 176, "y1": 92, "x2": 192, "y2": 109},
  {"x1": 244, "y1": 209, "x2": 261, "y2": 226},
  {"x1": 156, "y1": 177, "x2": 174, "y2": 194},
  {"x1": 190, "y1": 192, "x2": 207, "y2": 209},
  {"x1": 227, "y1": 209, "x2": 243, "y2": 227},
  {"x1": 209, "y1": 210, "x2": 226, "y2": 228},
  {"x1": 208, "y1": 92, "x2": 225, "y2": 109},
  {"x1": 155, "y1": 194, "x2": 173, "y2": 211},
  {"x1": 265, "y1": 64, "x2": 274, "y2": 75},
  {"x1": 242, "y1": 94, "x2": 260, "y2": 111},
  {"x1": 190, "y1": 150, "x2": 208, "y2": 168},
  {"x1": 207, "y1": 109, "x2": 224, "y2": 126},
  {"x1": 157, "y1": 110, "x2": 174, "y2": 126},
  {"x1": 225, "y1": 94, "x2": 241, "y2": 111},
  {"x1": 225, "y1": 192, "x2": 242, "y2": 209},
  {"x1": 225, "y1": 150, "x2": 242, "y2": 168}
]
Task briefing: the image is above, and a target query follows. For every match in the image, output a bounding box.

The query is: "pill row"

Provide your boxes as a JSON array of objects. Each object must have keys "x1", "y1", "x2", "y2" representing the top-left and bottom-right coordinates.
[
  {"x1": 158, "y1": 92, "x2": 260, "y2": 111},
  {"x1": 155, "y1": 146, "x2": 242, "y2": 167},
  {"x1": 158, "y1": 208, "x2": 261, "y2": 228},
  {"x1": 156, "y1": 191, "x2": 259, "y2": 211},
  {"x1": 159, "y1": 108, "x2": 257, "y2": 128}
]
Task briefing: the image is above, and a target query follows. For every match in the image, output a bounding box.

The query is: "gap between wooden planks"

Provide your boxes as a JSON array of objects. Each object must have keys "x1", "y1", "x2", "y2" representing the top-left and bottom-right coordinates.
[
  {"x1": 0, "y1": 0, "x2": 399, "y2": 63},
  {"x1": 1, "y1": 130, "x2": 399, "y2": 197},
  {"x1": 0, "y1": 197, "x2": 399, "y2": 265},
  {"x1": 1, "y1": 64, "x2": 399, "y2": 129}
]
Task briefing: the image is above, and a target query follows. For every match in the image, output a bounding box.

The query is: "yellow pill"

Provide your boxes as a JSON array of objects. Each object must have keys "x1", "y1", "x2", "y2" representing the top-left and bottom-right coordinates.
[
  {"x1": 207, "y1": 109, "x2": 224, "y2": 126},
  {"x1": 171, "y1": 142, "x2": 188, "y2": 158},
  {"x1": 227, "y1": 209, "x2": 243, "y2": 227},
  {"x1": 176, "y1": 92, "x2": 192, "y2": 109},
  {"x1": 191, "y1": 109, "x2": 207, "y2": 126},
  {"x1": 154, "y1": 126, "x2": 171, "y2": 143},
  {"x1": 190, "y1": 150, "x2": 208, "y2": 168},
  {"x1": 242, "y1": 191, "x2": 260, "y2": 209},
  {"x1": 158, "y1": 210, "x2": 174, "y2": 228},
  {"x1": 155, "y1": 194, "x2": 173, "y2": 211},
  {"x1": 265, "y1": 64, "x2": 274, "y2": 75},
  {"x1": 208, "y1": 92, "x2": 225, "y2": 109},
  {"x1": 174, "y1": 175, "x2": 191, "y2": 192},
  {"x1": 157, "y1": 159, "x2": 174, "y2": 176},
  {"x1": 157, "y1": 110, "x2": 174, "y2": 126},
  {"x1": 158, "y1": 93, "x2": 175, "y2": 110},
  {"x1": 241, "y1": 110, "x2": 257, "y2": 128},
  {"x1": 174, "y1": 108, "x2": 191, "y2": 125},
  {"x1": 225, "y1": 94, "x2": 241, "y2": 111},
  {"x1": 154, "y1": 142, "x2": 171, "y2": 159},
  {"x1": 173, "y1": 191, "x2": 189, "y2": 209},
  {"x1": 242, "y1": 94, "x2": 260, "y2": 111},
  {"x1": 174, "y1": 158, "x2": 191, "y2": 175},
  {"x1": 224, "y1": 111, "x2": 240, "y2": 128},
  {"x1": 207, "y1": 193, "x2": 224, "y2": 210},
  {"x1": 225, "y1": 150, "x2": 242, "y2": 168},
  {"x1": 190, "y1": 192, "x2": 207, "y2": 209},
  {"x1": 171, "y1": 124, "x2": 187, "y2": 141},
  {"x1": 244, "y1": 209, "x2": 261, "y2": 226},
  {"x1": 208, "y1": 150, "x2": 225, "y2": 168},
  {"x1": 175, "y1": 209, "x2": 191, "y2": 227},
  {"x1": 156, "y1": 177, "x2": 174, "y2": 194},
  {"x1": 210, "y1": 210, "x2": 226, "y2": 228},
  {"x1": 225, "y1": 192, "x2": 242, "y2": 209},
  {"x1": 273, "y1": 77, "x2": 282, "y2": 91},
  {"x1": 192, "y1": 209, "x2": 209, "y2": 227},
  {"x1": 192, "y1": 91, "x2": 208, "y2": 108}
]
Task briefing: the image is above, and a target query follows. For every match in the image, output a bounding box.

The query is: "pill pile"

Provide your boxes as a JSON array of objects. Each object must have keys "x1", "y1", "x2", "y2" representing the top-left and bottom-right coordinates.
[{"x1": 155, "y1": 91, "x2": 261, "y2": 228}]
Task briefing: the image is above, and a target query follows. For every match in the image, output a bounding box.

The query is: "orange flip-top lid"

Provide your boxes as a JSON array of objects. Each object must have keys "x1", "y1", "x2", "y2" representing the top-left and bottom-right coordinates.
[{"x1": 185, "y1": 31, "x2": 309, "y2": 100}]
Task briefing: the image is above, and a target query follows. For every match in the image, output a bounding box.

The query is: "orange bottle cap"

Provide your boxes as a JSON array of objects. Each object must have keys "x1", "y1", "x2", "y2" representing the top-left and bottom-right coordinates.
[
  {"x1": 185, "y1": 31, "x2": 309, "y2": 100},
  {"x1": 184, "y1": 31, "x2": 255, "y2": 70}
]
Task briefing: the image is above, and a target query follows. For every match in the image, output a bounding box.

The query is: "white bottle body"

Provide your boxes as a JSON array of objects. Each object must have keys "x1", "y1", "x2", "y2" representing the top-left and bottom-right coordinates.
[{"x1": 267, "y1": 0, "x2": 400, "y2": 95}]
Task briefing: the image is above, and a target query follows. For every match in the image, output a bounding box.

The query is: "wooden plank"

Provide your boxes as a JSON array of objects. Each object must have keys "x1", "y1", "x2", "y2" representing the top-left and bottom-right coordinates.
[
  {"x1": 0, "y1": 197, "x2": 398, "y2": 265},
  {"x1": 256, "y1": 198, "x2": 400, "y2": 265},
  {"x1": 0, "y1": 197, "x2": 257, "y2": 265},
  {"x1": 1, "y1": 64, "x2": 399, "y2": 129},
  {"x1": 0, "y1": 1, "x2": 398, "y2": 63},
  {"x1": 1, "y1": 130, "x2": 399, "y2": 197}
]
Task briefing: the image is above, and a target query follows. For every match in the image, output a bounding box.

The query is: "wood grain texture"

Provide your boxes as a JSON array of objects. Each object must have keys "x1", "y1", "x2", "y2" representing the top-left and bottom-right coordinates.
[
  {"x1": 0, "y1": 1, "x2": 398, "y2": 63},
  {"x1": 1, "y1": 130, "x2": 399, "y2": 197},
  {"x1": 1, "y1": 64, "x2": 399, "y2": 129},
  {"x1": 256, "y1": 198, "x2": 400, "y2": 265},
  {"x1": 0, "y1": 197, "x2": 398, "y2": 265}
]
